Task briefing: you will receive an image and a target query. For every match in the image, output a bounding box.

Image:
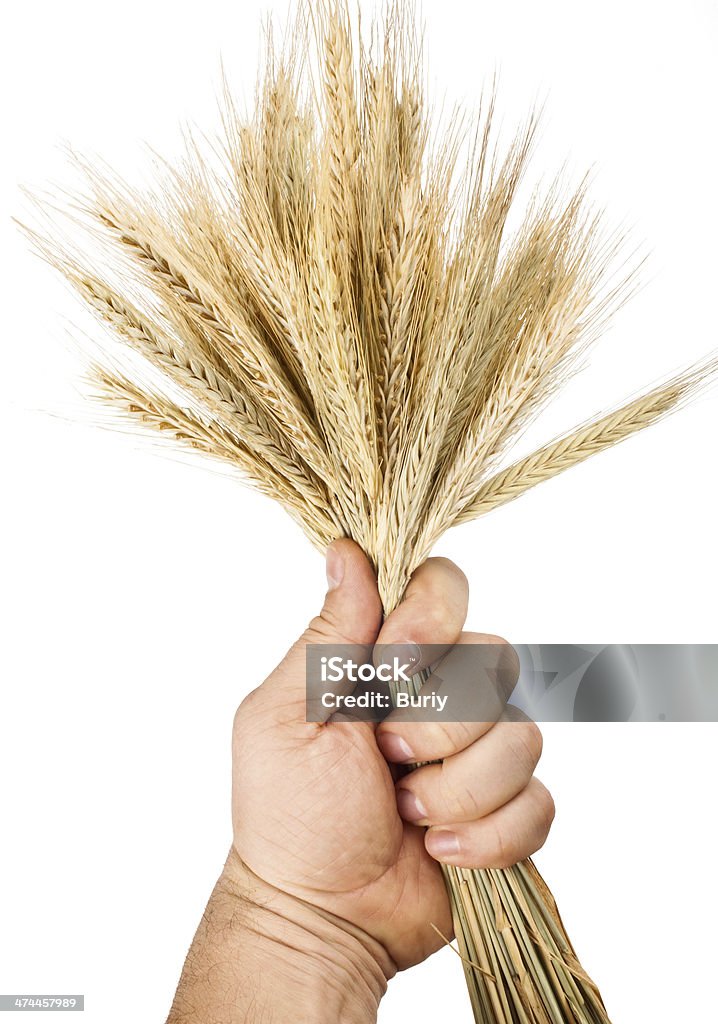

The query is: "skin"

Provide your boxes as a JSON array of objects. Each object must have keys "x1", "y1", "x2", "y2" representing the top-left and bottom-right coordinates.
[{"x1": 167, "y1": 540, "x2": 554, "y2": 1023}]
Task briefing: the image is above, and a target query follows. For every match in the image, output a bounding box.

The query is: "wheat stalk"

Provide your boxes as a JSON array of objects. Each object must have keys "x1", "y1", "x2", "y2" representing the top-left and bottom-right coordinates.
[{"x1": 27, "y1": 2, "x2": 716, "y2": 1021}]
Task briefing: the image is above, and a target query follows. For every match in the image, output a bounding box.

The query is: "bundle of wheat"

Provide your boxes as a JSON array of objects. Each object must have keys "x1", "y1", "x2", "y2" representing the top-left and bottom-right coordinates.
[{"x1": 28, "y1": 2, "x2": 715, "y2": 1021}]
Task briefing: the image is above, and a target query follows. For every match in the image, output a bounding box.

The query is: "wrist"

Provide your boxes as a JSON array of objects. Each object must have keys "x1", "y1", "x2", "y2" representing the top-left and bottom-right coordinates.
[
  {"x1": 168, "y1": 848, "x2": 394, "y2": 1024},
  {"x1": 222, "y1": 848, "x2": 394, "y2": 1021}
]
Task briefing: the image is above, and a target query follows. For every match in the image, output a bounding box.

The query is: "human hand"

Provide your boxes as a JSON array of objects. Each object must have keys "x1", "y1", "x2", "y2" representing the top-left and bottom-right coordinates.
[{"x1": 168, "y1": 539, "x2": 554, "y2": 1023}]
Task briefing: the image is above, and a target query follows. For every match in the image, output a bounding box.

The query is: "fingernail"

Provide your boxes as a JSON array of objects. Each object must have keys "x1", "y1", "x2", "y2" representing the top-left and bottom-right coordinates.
[
  {"x1": 376, "y1": 642, "x2": 422, "y2": 676},
  {"x1": 396, "y1": 788, "x2": 428, "y2": 823},
  {"x1": 426, "y1": 829, "x2": 461, "y2": 859},
  {"x1": 326, "y1": 546, "x2": 344, "y2": 590},
  {"x1": 378, "y1": 731, "x2": 415, "y2": 762}
]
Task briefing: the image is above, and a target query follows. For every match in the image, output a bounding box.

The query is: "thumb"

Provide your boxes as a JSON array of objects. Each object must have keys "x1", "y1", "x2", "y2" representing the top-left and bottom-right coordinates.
[
  {"x1": 264, "y1": 539, "x2": 384, "y2": 700},
  {"x1": 308, "y1": 539, "x2": 384, "y2": 647}
]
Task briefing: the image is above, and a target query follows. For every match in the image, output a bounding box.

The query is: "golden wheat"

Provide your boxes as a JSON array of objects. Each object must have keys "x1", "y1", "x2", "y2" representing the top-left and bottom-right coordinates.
[{"x1": 28, "y1": 2, "x2": 716, "y2": 1021}]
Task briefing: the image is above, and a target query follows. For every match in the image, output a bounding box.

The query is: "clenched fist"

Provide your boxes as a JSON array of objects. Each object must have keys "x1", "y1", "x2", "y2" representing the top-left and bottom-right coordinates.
[{"x1": 168, "y1": 540, "x2": 554, "y2": 1024}]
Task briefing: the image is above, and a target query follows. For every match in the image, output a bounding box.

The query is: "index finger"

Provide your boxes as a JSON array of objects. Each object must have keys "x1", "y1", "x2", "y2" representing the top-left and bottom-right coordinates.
[{"x1": 373, "y1": 557, "x2": 469, "y2": 676}]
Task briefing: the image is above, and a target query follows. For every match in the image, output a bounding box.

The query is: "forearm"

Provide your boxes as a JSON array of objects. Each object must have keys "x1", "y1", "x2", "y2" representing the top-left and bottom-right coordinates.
[{"x1": 167, "y1": 849, "x2": 394, "y2": 1024}]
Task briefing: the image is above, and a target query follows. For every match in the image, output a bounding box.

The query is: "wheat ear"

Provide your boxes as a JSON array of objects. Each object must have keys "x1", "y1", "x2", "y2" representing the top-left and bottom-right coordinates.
[
  {"x1": 457, "y1": 362, "x2": 717, "y2": 524},
  {"x1": 95, "y1": 369, "x2": 337, "y2": 549}
]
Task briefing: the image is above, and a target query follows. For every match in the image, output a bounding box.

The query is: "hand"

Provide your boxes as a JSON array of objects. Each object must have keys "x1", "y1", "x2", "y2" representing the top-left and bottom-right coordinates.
[{"x1": 168, "y1": 540, "x2": 554, "y2": 1023}]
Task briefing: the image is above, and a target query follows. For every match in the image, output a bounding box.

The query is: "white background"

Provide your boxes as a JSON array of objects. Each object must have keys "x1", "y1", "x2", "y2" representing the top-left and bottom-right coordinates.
[{"x1": 1, "y1": 1, "x2": 717, "y2": 1021}]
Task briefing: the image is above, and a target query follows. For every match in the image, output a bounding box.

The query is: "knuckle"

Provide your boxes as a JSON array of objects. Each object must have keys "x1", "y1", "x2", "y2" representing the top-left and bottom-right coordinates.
[
  {"x1": 408, "y1": 562, "x2": 468, "y2": 638},
  {"x1": 507, "y1": 721, "x2": 543, "y2": 773},
  {"x1": 534, "y1": 781, "x2": 556, "y2": 830},
  {"x1": 414, "y1": 600, "x2": 456, "y2": 641},
  {"x1": 487, "y1": 820, "x2": 518, "y2": 868},
  {"x1": 524, "y1": 721, "x2": 544, "y2": 761},
  {"x1": 448, "y1": 720, "x2": 475, "y2": 750},
  {"x1": 478, "y1": 635, "x2": 520, "y2": 694},
  {"x1": 440, "y1": 558, "x2": 469, "y2": 596},
  {"x1": 492, "y1": 636, "x2": 521, "y2": 684},
  {"x1": 425, "y1": 557, "x2": 468, "y2": 587},
  {"x1": 303, "y1": 615, "x2": 372, "y2": 654},
  {"x1": 304, "y1": 613, "x2": 338, "y2": 642},
  {"x1": 440, "y1": 770, "x2": 480, "y2": 821},
  {"x1": 530, "y1": 818, "x2": 551, "y2": 855},
  {"x1": 422, "y1": 721, "x2": 455, "y2": 757},
  {"x1": 426, "y1": 721, "x2": 469, "y2": 757}
]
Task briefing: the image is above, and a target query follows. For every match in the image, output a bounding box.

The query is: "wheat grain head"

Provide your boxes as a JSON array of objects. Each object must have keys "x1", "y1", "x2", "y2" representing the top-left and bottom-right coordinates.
[{"x1": 26, "y1": 0, "x2": 715, "y2": 608}]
